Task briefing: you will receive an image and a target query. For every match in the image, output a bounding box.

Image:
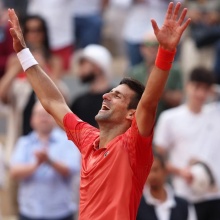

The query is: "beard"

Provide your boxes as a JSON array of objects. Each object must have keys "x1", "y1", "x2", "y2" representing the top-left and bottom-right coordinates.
[
  {"x1": 80, "y1": 72, "x2": 96, "y2": 84},
  {"x1": 95, "y1": 109, "x2": 113, "y2": 123}
]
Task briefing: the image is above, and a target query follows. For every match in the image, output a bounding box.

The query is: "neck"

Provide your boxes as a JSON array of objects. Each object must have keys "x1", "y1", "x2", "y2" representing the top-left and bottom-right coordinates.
[
  {"x1": 90, "y1": 76, "x2": 110, "y2": 94},
  {"x1": 187, "y1": 101, "x2": 202, "y2": 113},
  {"x1": 150, "y1": 186, "x2": 167, "y2": 202},
  {"x1": 98, "y1": 122, "x2": 130, "y2": 148},
  {"x1": 37, "y1": 132, "x2": 50, "y2": 143}
]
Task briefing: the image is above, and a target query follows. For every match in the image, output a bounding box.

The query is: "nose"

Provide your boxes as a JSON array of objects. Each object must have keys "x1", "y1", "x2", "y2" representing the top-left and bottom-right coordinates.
[{"x1": 103, "y1": 92, "x2": 111, "y2": 100}]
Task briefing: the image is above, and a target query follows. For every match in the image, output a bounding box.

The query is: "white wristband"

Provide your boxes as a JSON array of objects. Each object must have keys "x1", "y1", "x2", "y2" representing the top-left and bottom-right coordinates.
[{"x1": 17, "y1": 48, "x2": 38, "y2": 72}]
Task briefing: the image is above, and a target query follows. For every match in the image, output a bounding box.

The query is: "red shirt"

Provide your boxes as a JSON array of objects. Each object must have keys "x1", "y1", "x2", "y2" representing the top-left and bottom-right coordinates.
[{"x1": 63, "y1": 113, "x2": 153, "y2": 220}]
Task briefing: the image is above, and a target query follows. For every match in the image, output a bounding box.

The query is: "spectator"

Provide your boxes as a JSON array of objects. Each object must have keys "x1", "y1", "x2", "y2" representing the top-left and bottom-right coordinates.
[
  {"x1": 0, "y1": 1, "x2": 14, "y2": 78},
  {"x1": 73, "y1": 0, "x2": 109, "y2": 49},
  {"x1": 10, "y1": 102, "x2": 80, "y2": 220},
  {"x1": 27, "y1": 0, "x2": 74, "y2": 71},
  {"x1": 70, "y1": 44, "x2": 112, "y2": 127},
  {"x1": 154, "y1": 67, "x2": 220, "y2": 220},
  {"x1": 137, "y1": 152, "x2": 197, "y2": 220},
  {"x1": 123, "y1": 0, "x2": 183, "y2": 66},
  {"x1": 128, "y1": 32, "x2": 183, "y2": 120}
]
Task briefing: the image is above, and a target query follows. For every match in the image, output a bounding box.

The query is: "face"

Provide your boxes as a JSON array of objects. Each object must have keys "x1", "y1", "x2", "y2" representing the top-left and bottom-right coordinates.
[
  {"x1": 147, "y1": 158, "x2": 166, "y2": 190},
  {"x1": 140, "y1": 42, "x2": 159, "y2": 64},
  {"x1": 78, "y1": 59, "x2": 101, "y2": 83},
  {"x1": 31, "y1": 104, "x2": 55, "y2": 134},
  {"x1": 95, "y1": 84, "x2": 136, "y2": 125},
  {"x1": 25, "y1": 19, "x2": 45, "y2": 47},
  {"x1": 186, "y1": 82, "x2": 211, "y2": 107}
]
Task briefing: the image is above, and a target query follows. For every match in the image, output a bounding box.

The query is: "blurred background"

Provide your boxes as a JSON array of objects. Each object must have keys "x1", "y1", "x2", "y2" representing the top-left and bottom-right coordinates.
[{"x1": 0, "y1": 0, "x2": 220, "y2": 220}]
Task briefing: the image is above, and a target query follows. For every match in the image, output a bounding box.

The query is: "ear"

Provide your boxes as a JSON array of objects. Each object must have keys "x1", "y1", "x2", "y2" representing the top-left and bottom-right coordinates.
[{"x1": 126, "y1": 109, "x2": 136, "y2": 121}]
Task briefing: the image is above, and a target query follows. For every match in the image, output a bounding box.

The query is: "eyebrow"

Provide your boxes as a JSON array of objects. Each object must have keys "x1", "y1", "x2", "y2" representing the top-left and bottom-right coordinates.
[{"x1": 110, "y1": 90, "x2": 125, "y2": 98}]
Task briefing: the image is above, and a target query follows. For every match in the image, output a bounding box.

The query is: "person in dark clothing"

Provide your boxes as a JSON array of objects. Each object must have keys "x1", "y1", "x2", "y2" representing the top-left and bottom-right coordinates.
[
  {"x1": 137, "y1": 152, "x2": 197, "y2": 220},
  {"x1": 70, "y1": 44, "x2": 112, "y2": 127}
]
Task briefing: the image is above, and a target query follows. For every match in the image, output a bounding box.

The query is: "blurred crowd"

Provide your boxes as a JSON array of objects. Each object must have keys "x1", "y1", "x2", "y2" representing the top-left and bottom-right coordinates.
[{"x1": 0, "y1": 0, "x2": 220, "y2": 220}]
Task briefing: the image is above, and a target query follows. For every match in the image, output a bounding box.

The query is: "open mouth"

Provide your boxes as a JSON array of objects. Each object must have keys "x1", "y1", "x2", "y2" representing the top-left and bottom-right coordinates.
[{"x1": 101, "y1": 104, "x2": 110, "y2": 111}]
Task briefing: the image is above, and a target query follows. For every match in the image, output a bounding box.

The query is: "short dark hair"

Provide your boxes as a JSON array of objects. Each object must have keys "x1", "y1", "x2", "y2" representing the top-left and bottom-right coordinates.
[
  {"x1": 153, "y1": 150, "x2": 166, "y2": 169},
  {"x1": 189, "y1": 67, "x2": 215, "y2": 86},
  {"x1": 119, "y1": 77, "x2": 145, "y2": 109}
]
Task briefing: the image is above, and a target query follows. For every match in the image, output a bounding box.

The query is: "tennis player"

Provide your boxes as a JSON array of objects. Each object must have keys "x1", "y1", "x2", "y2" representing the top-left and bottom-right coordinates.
[{"x1": 8, "y1": 2, "x2": 190, "y2": 220}]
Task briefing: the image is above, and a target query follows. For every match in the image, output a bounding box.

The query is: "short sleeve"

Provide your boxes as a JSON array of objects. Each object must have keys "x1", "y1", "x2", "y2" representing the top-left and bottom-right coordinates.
[
  {"x1": 63, "y1": 112, "x2": 98, "y2": 153},
  {"x1": 154, "y1": 111, "x2": 172, "y2": 149},
  {"x1": 124, "y1": 115, "x2": 153, "y2": 168}
]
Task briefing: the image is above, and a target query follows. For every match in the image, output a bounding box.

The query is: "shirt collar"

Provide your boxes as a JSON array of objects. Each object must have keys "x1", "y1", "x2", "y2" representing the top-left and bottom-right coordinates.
[
  {"x1": 29, "y1": 128, "x2": 58, "y2": 143},
  {"x1": 143, "y1": 184, "x2": 176, "y2": 208}
]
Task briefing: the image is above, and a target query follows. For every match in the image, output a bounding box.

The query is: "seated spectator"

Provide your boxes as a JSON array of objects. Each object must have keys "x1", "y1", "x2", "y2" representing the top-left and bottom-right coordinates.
[
  {"x1": 137, "y1": 152, "x2": 196, "y2": 220},
  {"x1": 154, "y1": 67, "x2": 220, "y2": 220},
  {"x1": 10, "y1": 102, "x2": 81, "y2": 220},
  {"x1": 128, "y1": 32, "x2": 183, "y2": 120},
  {"x1": 73, "y1": 0, "x2": 109, "y2": 49},
  {"x1": 70, "y1": 44, "x2": 113, "y2": 127}
]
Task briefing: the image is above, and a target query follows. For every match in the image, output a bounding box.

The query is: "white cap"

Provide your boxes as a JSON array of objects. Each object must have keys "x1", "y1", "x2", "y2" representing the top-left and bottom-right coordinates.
[
  {"x1": 190, "y1": 163, "x2": 213, "y2": 195},
  {"x1": 78, "y1": 44, "x2": 112, "y2": 78}
]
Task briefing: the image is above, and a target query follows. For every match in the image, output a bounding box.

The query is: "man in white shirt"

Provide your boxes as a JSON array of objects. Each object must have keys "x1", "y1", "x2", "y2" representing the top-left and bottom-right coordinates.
[{"x1": 155, "y1": 67, "x2": 220, "y2": 220}]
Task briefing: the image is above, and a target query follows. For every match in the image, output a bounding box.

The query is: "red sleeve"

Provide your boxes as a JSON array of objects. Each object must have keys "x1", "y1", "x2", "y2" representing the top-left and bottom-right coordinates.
[
  {"x1": 63, "y1": 112, "x2": 98, "y2": 153},
  {"x1": 124, "y1": 115, "x2": 153, "y2": 171}
]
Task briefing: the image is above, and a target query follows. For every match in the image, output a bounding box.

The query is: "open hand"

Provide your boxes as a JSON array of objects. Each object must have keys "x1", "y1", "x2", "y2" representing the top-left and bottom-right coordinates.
[
  {"x1": 151, "y1": 2, "x2": 191, "y2": 51},
  {"x1": 8, "y1": 9, "x2": 26, "y2": 53}
]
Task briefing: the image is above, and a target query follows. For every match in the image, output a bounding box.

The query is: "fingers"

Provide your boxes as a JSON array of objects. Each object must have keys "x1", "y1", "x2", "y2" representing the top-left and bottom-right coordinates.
[
  {"x1": 172, "y1": 2, "x2": 181, "y2": 20},
  {"x1": 8, "y1": 8, "x2": 21, "y2": 31},
  {"x1": 9, "y1": 28, "x2": 17, "y2": 39},
  {"x1": 178, "y1": 8, "x2": 188, "y2": 25},
  {"x1": 151, "y1": 19, "x2": 160, "y2": 36},
  {"x1": 165, "y1": 2, "x2": 174, "y2": 20},
  {"x1": 180, "y1": 18, "x2": 191, "y2": 33}
]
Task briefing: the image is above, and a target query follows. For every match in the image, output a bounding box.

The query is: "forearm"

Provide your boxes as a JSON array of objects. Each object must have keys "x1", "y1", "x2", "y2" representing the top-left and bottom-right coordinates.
[
  {"x1": 48, "y1": 159, "x2": 71, "y2": 177},
  {"x1": 25, "y1": 65, "x2": 65, "y2": 110},
  {"x1": 10, "y1": 163, "x2": 38, "y2": 179}
]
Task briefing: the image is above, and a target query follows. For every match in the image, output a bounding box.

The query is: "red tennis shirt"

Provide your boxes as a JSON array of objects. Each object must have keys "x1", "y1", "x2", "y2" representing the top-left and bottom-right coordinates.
[{"x1": 63, "y1": 112, "x2": 153, "y2": 220}]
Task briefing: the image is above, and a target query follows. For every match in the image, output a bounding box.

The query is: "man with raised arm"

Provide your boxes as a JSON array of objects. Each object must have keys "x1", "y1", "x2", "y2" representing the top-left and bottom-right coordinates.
[{"x1": 8, "y1": 3, "x2": 190, "y2": 220}]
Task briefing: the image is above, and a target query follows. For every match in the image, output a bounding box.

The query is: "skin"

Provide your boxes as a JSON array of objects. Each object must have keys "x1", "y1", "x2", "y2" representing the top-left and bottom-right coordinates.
[
  {"x1": 8, "y1": 3, "x2": 191, "y2": 149},
  {"x1": 156, "y1": 82, "x2": 212, "y2": 183},
  {"x1": 147, "y1": 158, "x2": 167, "y2": 202},
  {"x1": 10, "y1": 102, "x2": 71, "y2": 179}
]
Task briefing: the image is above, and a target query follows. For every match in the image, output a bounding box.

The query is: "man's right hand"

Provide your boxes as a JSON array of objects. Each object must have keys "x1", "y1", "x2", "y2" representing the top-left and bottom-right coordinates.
[{"x1": 8, "y1": 9, "x2": 26, "y2": 53}]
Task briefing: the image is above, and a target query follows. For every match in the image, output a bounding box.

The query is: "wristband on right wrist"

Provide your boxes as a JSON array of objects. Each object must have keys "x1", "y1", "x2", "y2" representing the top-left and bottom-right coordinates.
[
  {"x1": 17, "y1": 48, "x2": 38, "y2": 72},
  {"x1": 155, "y1": 46, "x2": 176, "y2": 71}
]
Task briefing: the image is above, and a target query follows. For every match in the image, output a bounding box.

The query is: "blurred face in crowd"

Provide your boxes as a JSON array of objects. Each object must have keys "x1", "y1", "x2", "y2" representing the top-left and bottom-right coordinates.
[
  {"x1": 186, "y1": 82, "x2": 212, "y2": 108},
  {"x1": 95, "y1": 84, "x2": 136, "y2": 126},
  {"x1": 78, "y1": 58, "x2": 102, "y2": 84},
  {"x1": 31, "y1": 102, "x2": 55, "y2": 135},
  {"x1": 140, "y1": 33, "x2": 159, "y2": 65},
  {"x1": 147, "y1": 158, "x2": 167, "y2": 190},
  {"x1": 24, "y1": 18, "x2": 45, "y2": 47}
]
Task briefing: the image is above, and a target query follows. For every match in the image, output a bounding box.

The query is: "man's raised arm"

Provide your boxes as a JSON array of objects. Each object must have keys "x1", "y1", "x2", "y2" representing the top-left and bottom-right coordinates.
[
  {"x1": 136, "y1": 2, "x2": 191, "y2": 137},
  {"x1": 8, "y1": 9, "x2": 71, "y2": 129}
]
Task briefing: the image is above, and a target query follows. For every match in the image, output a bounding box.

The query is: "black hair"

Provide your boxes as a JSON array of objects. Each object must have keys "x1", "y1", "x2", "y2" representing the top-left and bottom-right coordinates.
[
  {"x1": 189, "y1": 67, "x2": 215, "y2": 86},
  {"x1": 22, "y1": 15, "x2": 51, "y2": 59},
  {"x1": 153, "y1": 150, "x2": 166, "y2": 169},
  {"x1": 119, "y1": 77, "x2": 145, "y2": 109}
]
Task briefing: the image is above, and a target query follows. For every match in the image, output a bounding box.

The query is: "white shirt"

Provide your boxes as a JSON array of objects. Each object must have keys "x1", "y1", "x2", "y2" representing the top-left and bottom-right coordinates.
[
  {"x1": 28, "y1": 0, "x2": 74, "y2": 49},
  {"x1": 123, "y1": 0, "x2": 183, "y2": 43},
  {"x1": 72, "y1": 0, "x2": 102, "y2": 16},
  {"x1": 143, "y1": 184, "x2": 197, "y2": 220},
  {"x1": 154, "y1": 104, "x2": 220, "y2": 202}
]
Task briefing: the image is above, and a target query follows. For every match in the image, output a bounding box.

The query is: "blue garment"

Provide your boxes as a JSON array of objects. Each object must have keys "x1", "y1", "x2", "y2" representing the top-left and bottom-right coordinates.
[
  {"x1": 125, "y1": 41, "x2": 143, "y2": 67},
  {"x1": 11, "y1": 128, "x2": 81, "y2": 219},
  {"x1": 74, "y1": 14, "x2": 103, "y2": 49}
]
